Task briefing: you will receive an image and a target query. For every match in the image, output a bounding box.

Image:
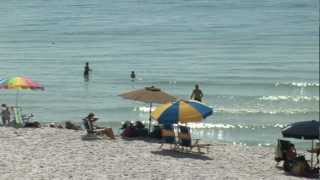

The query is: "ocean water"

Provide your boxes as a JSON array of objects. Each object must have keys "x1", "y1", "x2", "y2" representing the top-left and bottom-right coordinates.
[{"x1": 0, "y1": 0, "x2": 319, "y2": 147}]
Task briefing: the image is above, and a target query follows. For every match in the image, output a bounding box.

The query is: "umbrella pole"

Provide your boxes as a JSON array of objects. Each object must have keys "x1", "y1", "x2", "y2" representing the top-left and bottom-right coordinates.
[
  {"x1": 16, "y1": 90, "x2": 19, "y2": 107},
  {"x1": 311, "y1": 140, "x2": 314, "y2": 168},
  {"x1": 148, "y1": 102, "x2": 152, "y2": 136}
]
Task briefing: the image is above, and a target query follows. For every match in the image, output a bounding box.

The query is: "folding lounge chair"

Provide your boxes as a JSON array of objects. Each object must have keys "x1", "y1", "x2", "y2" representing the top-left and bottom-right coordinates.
[
  {"x1": 178, "y1": 125, "x2": 211, "y2": 153},
  {"x1": 159, "y1": 124, "x2": 177, "y2": 150},
  {"x1": 12, "y1": 107, "x2": 23, "y2": 128}
]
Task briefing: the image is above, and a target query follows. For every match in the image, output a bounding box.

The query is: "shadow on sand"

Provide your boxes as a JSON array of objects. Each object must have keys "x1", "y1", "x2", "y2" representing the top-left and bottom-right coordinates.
[
  {"x1": 151, "y1": 149, "x2": 213, "y2": 160},
  {"x1": 121, "y1": 137, "x2": 162, "y2": 144}
]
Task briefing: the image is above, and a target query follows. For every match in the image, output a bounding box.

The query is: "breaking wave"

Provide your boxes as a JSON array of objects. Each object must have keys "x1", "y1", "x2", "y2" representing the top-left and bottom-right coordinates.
[
  {"x1": 187, "y1": 122, "x2": 287, "y2": 129},
  {"x1": 258, "y1": 96, "x2": 319, "y2": 102},
  {"x1": 216, "y1": 108, "x2": 318, "y2": 115},
  {"x1": 275, "y1": 82, "x2": 319, "y2": 88}
]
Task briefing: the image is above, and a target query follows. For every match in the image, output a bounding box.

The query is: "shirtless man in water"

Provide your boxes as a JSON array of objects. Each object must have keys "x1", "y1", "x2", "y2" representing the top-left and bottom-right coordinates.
[{"x1": 190, "y1": 84, "x2": 203, "y2": 102}]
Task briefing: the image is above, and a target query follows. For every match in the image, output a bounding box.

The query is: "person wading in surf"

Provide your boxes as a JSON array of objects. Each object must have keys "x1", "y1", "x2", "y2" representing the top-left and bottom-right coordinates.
[
  {"x1": 83, "y1": 62, "x2": 92, "y2": 81},
  {"x1": 190, "y1": 84, "x2": 204, "y2": 102}
]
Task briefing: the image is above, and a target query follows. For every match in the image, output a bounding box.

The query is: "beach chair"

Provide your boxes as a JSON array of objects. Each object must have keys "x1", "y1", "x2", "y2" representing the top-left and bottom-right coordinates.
[
  {"x1": 21, "y1": 113, "x2": 33, "y2": 123},
  {"x1": 82, "y1": 119, "x2": 116, "y2": 140},
  {"x1": 159, "y1": 124, "x2": 177, "y2": 150},
  {"x1": 177, "y1": 125, "x2": 211, "y2": 154},
  {"x1": 12, "y1": 107, "x2": 23, "y2": 128}
]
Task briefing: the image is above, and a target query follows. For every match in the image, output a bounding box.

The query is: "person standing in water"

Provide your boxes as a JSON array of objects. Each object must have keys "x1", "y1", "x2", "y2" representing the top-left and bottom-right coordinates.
[
  {"x1": 84, "y1": 62, "x2": 92, "y2": 81},
  {"x1": 190, "y1": 84, "x2": 204, "y2": 102},
  {"x1": 130, "y1": 71, "x2": 136, "y2": 81}
]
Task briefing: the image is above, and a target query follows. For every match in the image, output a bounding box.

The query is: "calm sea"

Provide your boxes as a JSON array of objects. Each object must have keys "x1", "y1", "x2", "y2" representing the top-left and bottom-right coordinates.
[{"x1": 0, "y1": 0, "x2": 319, "y2": 147}]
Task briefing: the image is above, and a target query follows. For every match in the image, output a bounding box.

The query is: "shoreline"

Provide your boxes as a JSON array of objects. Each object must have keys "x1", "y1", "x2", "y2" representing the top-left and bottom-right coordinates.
[{"x1": 0, "y1": 127, "x2": 311, "y2": 180}]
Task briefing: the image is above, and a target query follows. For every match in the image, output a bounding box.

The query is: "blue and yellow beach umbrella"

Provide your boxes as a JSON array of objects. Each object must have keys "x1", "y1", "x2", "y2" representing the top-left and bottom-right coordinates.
[{"x1": 151, "y1": 100, "x2": 213, "y2": 124}]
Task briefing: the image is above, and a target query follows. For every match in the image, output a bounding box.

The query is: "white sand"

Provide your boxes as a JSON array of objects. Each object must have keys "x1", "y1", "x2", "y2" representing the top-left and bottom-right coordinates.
[{"x1": 0, "y1": 127, "x2": 311, "y2": 180}]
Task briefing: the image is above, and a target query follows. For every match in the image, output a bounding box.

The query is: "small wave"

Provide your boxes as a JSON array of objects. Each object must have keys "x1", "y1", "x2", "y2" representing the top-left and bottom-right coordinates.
[
  {"x1": 258, "y1": 96, "x2": 319, "y2": 102},
  {"x1": 274, "y1": 124, "x2": 286, "y2": 128},
  {"x1": 186, "y1": 122, "x2": 236, "y2": 129},
  {"x1": 187, "y1": 123, "x2": 287, "y2": 130},
  {"x1": 135, "y1": 106, "x2": 156, "y2": 113},
  {"x1": 275, "y1": 82, "x2": 319, "y2": 88},
  {"x1": 216, "y1": 108, "x2": 318, "y2": 115}
]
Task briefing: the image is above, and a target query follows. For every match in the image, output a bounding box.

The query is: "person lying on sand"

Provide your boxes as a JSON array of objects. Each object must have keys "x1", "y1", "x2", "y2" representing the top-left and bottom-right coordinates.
[{"x1": 65, "y1": 121, "x2": 81, "y2": 130}]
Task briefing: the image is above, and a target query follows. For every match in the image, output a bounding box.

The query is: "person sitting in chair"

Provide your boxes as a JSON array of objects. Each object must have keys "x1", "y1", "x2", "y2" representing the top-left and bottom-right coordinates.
[
  {"x1": 286, "y1": 144, "x2": 297, "y2": 161},
  {"x1": 83, "y1": 113, "x2": 97, "y2": 133},
  {"x1": 285, "y1": 144, "x2": 315, "y2": 177},
  {"x1": 82, "y1": 113, "x2": 115, "y2": 139}
]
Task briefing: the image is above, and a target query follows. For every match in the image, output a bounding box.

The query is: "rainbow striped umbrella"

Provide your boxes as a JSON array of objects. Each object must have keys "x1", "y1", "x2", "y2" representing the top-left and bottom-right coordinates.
[
  {"x1": 0, "y1": 77, "x2": 44, "y2": 90},
  {"x1": 0, "y1": 77, "x2": 44, "y2": 106},
  {"x1": 151, "y1": 100, "x2": 213, "y2": 124}
]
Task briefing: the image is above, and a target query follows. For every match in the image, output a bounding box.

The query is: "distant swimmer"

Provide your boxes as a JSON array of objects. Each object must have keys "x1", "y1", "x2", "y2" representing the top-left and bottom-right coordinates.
[
  {"x1": 130, "y1": 71, "x2": 136, "y2": 81},
  {"x1": 84, "y1": 62, "x2": 92, "y2": 81},
  {"x1": 190, "y1": 84, "x2": 203, "y2": 102}
]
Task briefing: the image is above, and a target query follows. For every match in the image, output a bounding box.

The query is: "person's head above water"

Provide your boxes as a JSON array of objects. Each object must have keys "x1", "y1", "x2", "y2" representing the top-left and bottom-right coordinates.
[
  {"x1": 86, "y1": 62, "x2": 89, "y2": 66},
  {"x1": 130, "y1": 71, "x2": 136, "y2": 79},
  {"x1": 195, "y1": 84, "x2": 199, "y2": 89}
]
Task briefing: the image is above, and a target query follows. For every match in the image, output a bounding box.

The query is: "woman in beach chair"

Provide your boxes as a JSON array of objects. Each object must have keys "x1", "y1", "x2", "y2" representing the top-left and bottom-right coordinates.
[
  {"x1": 82, "y1": 113, "x2": 115, "y2": 139},
  {"x1": 159, "y1": 124, "x2": 177, "y2": 150},
  {"x1": 178, "y1": 125, "x2": 211, "y2": 153},
  {"x1": 275, "y1": 139, "x2": 300, "y2": 171},
  {"x1": 275, "y1": 140, "x2": 315, "y2": 177},
  {"x1": 83, "y1": 113, "x2": 95, "y2": 134}
]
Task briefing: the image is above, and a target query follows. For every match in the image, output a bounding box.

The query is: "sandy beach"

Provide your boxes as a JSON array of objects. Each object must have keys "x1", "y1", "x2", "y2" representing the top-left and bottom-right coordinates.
[{"x1": 0, "y1": 127, "x2": 312, "y2": 180}]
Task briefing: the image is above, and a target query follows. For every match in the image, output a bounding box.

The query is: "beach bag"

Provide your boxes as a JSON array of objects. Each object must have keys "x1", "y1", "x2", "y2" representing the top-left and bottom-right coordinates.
[{"x1": 24, "y1": 121, "x2": 40, "y2": 128}]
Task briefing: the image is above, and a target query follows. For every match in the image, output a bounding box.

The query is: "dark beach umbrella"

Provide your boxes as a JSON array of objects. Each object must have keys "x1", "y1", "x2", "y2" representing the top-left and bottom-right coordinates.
[
  {"x1": 119, "y1": 86, "x2": 177, "y2": 134},
  {"x1": 281, "y1": 120, "x2": 320, "y2": 140}
]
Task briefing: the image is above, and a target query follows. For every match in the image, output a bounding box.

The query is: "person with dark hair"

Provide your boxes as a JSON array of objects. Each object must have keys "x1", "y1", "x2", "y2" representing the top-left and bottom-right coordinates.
[
  {"x1": 135, "y1": 121, "x2": 148, "y2": 137},
  {"x1": 190, "y1": 84, "x2": 203, "y2": 102},
  {"x1": 130, "y1": 71, "x2": 136, "y2": 81},
  {"x1": 82, "y1": 112, "x2": 97, "y2": 133},
  {"x1": 121, "y1": 121, "x2": 137, "y2": 138},
  {"x1": 286, "y1": 144, "x2": 297, "y2": 161},
  {"x1": 284, "y1": 143, "x2": 316, "y2": 177},
  {"x1": 83, "y1": 62, "x2": 92, "y2": 81}
]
